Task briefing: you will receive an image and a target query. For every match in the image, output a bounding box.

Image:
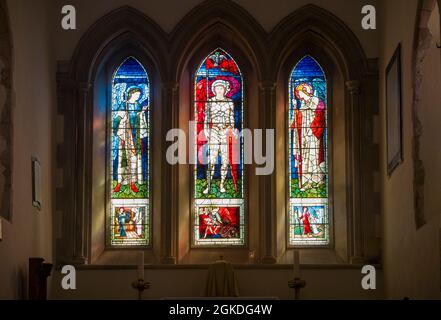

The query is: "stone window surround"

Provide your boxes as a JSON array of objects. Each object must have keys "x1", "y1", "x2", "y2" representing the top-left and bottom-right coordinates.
[
  {"x1": 55, "y1": 1, "x2": 380, "y2": 266},
  {"x1": 0, "y1": 0, "x2": 12, "y2": 223},
  {"x1": 411, "y1": 0, "x2": 441, "y2": 229}
]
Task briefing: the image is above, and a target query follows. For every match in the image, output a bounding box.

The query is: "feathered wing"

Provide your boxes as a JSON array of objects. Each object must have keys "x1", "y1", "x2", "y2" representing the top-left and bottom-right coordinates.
[
  {"x1": 138, "y1": 83, "x2": 149, "y2": 106},
  {"x1": 113, "y1": 83, "x2": 127, "y2": 110}
]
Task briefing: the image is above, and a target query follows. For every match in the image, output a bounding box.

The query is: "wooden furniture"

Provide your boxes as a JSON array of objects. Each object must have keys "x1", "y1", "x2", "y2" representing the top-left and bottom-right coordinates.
[{"x1": 28, "y1": 258, "x2": 52, "y2": 300}]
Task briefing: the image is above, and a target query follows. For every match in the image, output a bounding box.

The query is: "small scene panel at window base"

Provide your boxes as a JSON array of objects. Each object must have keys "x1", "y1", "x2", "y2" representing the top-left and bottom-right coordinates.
[
  {"x1": 193, "y1": 48, "x2": 245, "y2": 247},
  {"x1": 108, "y1": 57, "x2": 151, "y2": 247},
  {"x1": 288, "y1": 56, "x2": 330, "y2": 247}
]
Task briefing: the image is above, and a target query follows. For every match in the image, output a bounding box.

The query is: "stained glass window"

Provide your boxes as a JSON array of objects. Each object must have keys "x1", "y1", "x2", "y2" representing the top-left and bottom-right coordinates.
[
  {"x1": 288, "y1": 56, "x2": 329, "y2": 246},
  {"x1": 108, "y1": 57, "x2": 150, "y2": 247},
  {"x1": 193, "y1": 48, "x2": 245, "y2": 246}
]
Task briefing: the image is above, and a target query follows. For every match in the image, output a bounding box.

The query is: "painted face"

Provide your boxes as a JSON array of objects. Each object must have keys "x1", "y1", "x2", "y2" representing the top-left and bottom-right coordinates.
[
  {"x1": 129, "y1": 91, "x2": 141, "y2": 102},
  {"x1": 214, "y1": 85, "x2": 226, "y2": 97},
  {"x1": 295, "y1": 84, "x2": 313, "y2": 102},
  {"x1": 297, "y1": 90, "x2": 309, "y2": 101}
]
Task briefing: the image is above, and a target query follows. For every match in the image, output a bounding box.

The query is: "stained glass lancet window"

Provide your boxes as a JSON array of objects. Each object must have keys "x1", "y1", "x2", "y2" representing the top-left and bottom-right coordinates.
[
  {"x1": 108, "y1": 57, "x2": 150, "y2": 247},
  {"x1": 193, "y1": 48, "x2": 245, "y2": 246},
  {"x1": 288, "y1": 56, "x2": 329, "y2": 246}
]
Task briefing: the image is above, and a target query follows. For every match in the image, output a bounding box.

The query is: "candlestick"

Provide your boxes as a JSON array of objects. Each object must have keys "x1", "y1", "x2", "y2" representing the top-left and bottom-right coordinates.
[
  {"x1": 137, "y1": 251, "x2": 144, "y2": 280},
  {"x1": 248, "y1": 250, "x2": 255, "y2": 264},
  {"x1": 293, "y1": 250, "x2": 300, "y2": 279},
  {"x1": 288, "y1": 278, "x2": 306, "y2": 300},
  {"x1": 132, "y1": 279, "x2": 150, "y2": 300}
]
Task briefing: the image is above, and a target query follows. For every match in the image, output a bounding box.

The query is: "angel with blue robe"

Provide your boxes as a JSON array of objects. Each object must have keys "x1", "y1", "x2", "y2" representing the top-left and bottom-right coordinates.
[
  {"x1": 117, "y1": 208, "x2": 132, "y2": 237},
  {"x1": 112, "y1": 86, "x2": 149, "y2": 194}
]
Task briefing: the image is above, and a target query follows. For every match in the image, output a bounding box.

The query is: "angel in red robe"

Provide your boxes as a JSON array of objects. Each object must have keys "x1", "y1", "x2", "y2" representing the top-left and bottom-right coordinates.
[
  {"x1": 290, "y1": 83, "x2": 326, "y2": 191},
  {"x1": 298, "y1": 207, "x2": 313, "y2": 236}
]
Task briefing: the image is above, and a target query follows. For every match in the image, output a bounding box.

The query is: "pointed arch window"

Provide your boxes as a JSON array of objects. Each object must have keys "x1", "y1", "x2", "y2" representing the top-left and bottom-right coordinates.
[
  {"x1": 288, "y1": 56, "x2": 330, "y2": 246},
  {"x1": 108, "y1": 57, "x2": 151, "y2": 247},
  {"x1": 193, "y1": 48, "x2": 245, "y2": 246}
]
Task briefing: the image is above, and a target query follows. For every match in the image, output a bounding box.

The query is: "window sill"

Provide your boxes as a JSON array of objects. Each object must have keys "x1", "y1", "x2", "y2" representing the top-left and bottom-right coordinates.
[{"x1": 62, "y1": 263, "x2": 381, "y2": 271}]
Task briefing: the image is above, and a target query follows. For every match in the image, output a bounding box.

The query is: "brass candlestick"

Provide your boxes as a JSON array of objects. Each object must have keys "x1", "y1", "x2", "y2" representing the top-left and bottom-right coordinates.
[
  {"x1": 288, "y1": 278, "x2": 306, "y2": 300},
  {"x1": 132, "y1": 279, "x2": 150, "y2": 300}
]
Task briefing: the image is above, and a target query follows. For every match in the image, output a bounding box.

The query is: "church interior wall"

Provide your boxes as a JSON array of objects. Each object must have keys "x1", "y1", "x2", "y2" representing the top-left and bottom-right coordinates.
[
  {"x1": 53, "y1": 0, "x2": 379, "y2": 62},
  {"x1": 50, "y1": 265, "x2": 384, "y2": 300},
  {"x1": 379, "y1": 0, "x2": 441, "y2": 299},
  {"x1": 0, "y1": 0, "x2": 55, "y2": 299},
  {"x1": 1, "y1": 0, "x2": 440, "y2": 300},
  {"x1": 50, "y1": 0, "x2": 383, "y2": 299}
]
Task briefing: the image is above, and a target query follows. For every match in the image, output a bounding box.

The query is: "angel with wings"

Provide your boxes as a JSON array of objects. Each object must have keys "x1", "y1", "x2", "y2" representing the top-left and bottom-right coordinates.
[{"x1": 113, "y1": 86, "x2": 149, "y2": 194}]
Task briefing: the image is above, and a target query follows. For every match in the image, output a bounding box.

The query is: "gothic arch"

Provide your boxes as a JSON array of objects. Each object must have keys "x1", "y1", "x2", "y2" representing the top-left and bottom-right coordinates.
[
  {"x1": 57, "y1": 1, "x2": 380, "y2": 265},
  {"x1": 272, "y1": 4, "x2": 379, "y2": 263},
  {"x1": 68, "y1": 6, "x2": 167, "y2": 82},
  {"x1": 170, "y1": 26, "x2": 264, "y2": 264},
  {"x1": 56, "y1": 6, "x2": 168, "y2": 265},
  {"x1": 0, "y1": 0, "x2": 12, "y2": 221},
  {"x1": 411, "y1": 0, "x2": 440, "y2": 229},
  {"x1": 169, "y1": 0, "x2": 267, "y2": 82},
  {"x1": 269, "y1": 4, "x2": 369, "y2": 81},
  {"x1": 162, "y1": 0, "x2": 271, "y2": 264}
]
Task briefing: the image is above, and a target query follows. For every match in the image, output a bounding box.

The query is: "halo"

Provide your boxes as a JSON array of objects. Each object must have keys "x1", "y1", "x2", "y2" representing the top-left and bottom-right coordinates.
[
  {"x1": 125, "y1": 85, "x2": 143, "y2": 99},
  {"x1": 295, "y1": 83, "x2": 313, "y2": 99},
  {"x1": 211, "y1": 79, "x2": 231, "y2": 95}
]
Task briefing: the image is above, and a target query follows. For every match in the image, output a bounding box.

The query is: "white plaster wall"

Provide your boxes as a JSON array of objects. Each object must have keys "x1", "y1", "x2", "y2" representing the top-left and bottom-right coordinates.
[
  {"x1": 0, "y1": 0, "x2": 55, "y2": 299},
  {"x1": 379, "y1": 0, "x2": 441, "y2": 299}
]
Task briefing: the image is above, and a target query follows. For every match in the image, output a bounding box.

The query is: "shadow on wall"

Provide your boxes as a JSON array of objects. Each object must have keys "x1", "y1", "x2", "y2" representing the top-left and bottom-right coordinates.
[
  {"x1": 0, "y1": 0, "x2": 13, "y2": 222},
  {"x1": 14, "y1": 265, "x2": 26, "y2": 300}
]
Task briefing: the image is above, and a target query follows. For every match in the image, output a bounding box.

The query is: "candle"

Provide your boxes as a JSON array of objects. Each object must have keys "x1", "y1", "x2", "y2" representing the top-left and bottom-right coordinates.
[
  {"x1": 137, "y1": 251, "x2": 144, "y2": 280},
  {"x1": 293, "y1": 250, "x2": 300, "y2": 279},
  {"x1": 248, "y1": 250, "x2": 255, "y2": 264}
]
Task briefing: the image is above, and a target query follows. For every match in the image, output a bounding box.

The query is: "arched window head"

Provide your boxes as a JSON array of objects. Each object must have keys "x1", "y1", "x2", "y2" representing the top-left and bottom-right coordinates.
[
  {"x1": 193, "y1": 48, "x2": 245, "y2": 247},
  {"x1": 288, "y1": 56, "x2": 329, "y2": 247},
  {"x1": 108, "y1": 57, "x2": 151, "y2": 247}
]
